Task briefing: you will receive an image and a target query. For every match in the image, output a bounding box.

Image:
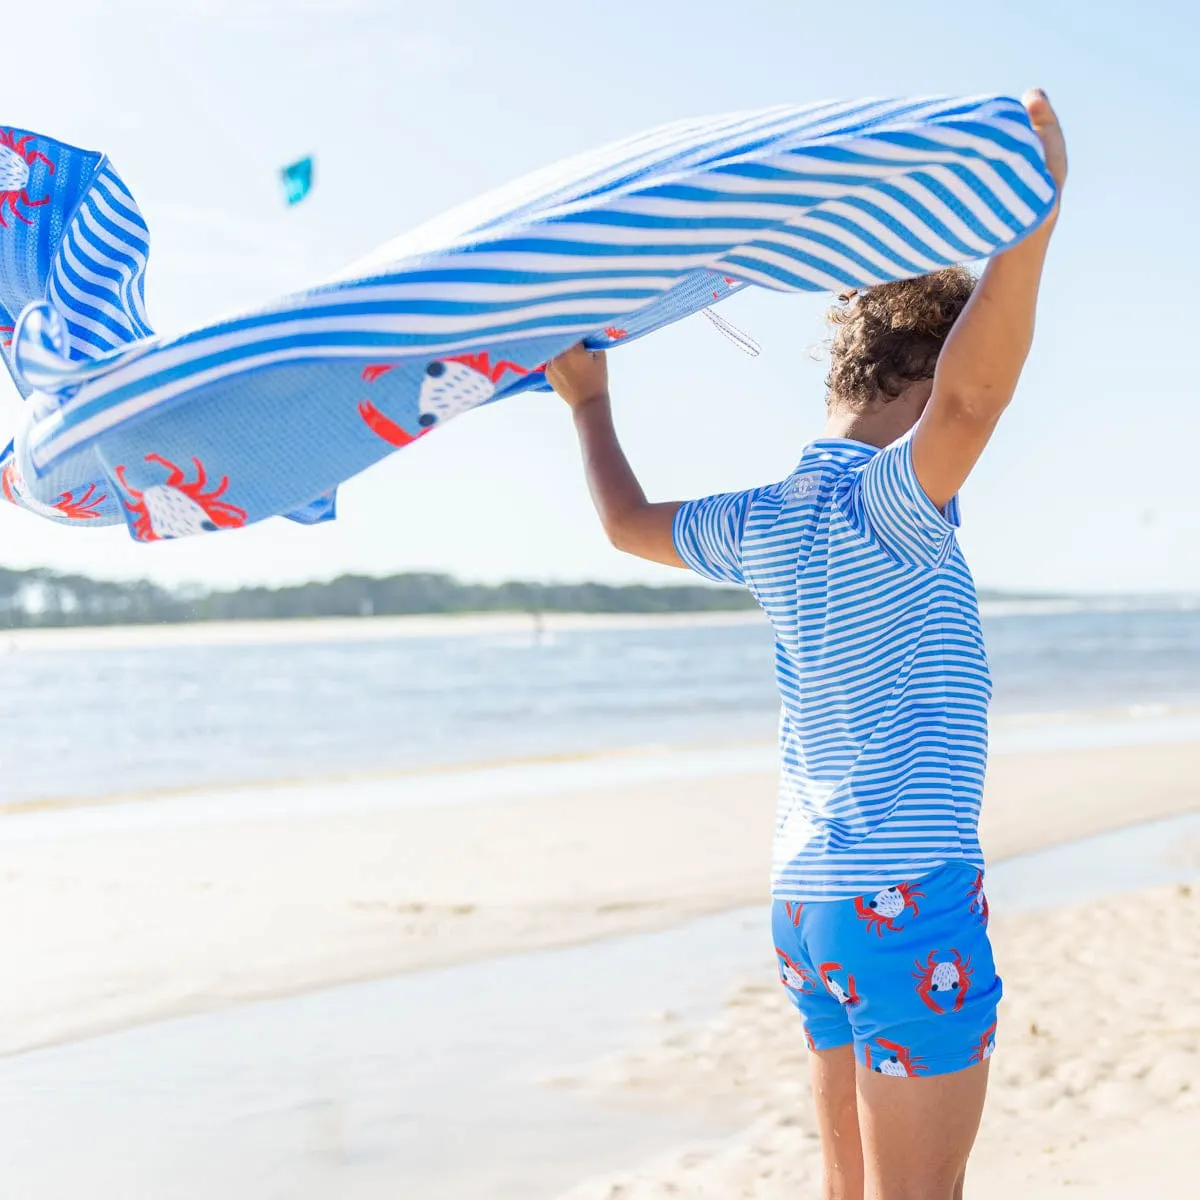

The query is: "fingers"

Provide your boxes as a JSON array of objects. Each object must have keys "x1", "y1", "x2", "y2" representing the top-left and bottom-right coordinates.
[
  {"x1": 546, "y1": 343, "x2": 578, "y2": 377},
  {"x1": 547, "y1": 341, "x2": 586, "y2": 373},
  {"x1": 1021, "y1": 87, "x2": 1067, "y2": 191},
  {"x1": 548, "y1": 342, "x2": 604, "y2": 375},
  {"x1": 1021, "y1": 87, "x2": 1057, "y2": 129},
  {"x1": 575, "y1": 343, "x2": 603, "y2": 363}
]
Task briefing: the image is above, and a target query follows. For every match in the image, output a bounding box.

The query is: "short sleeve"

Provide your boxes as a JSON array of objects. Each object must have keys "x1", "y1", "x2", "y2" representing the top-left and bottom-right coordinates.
[
  {"x1": 853, "y1": 434, "x2": 960, "y2": 568},
  {"x1": 672, "y1": 489, "x2": 761, "y2": 585}
]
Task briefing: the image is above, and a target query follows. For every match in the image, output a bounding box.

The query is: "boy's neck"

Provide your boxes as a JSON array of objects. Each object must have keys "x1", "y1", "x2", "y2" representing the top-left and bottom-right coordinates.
[{"x1": 821, "y1": 383, "x2": 931, "y2": 449}]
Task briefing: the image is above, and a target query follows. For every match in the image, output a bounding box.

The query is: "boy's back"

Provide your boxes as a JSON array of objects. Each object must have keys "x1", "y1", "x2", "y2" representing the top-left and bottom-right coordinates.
[{"x1": 674, "y1": 434, "x2": 990, "y2": 901}]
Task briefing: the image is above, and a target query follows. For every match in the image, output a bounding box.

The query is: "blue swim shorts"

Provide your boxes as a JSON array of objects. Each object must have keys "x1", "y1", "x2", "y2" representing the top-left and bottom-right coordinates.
[{"x1": 771, "y1": 862, "x2": 1001, "y2": 1078}]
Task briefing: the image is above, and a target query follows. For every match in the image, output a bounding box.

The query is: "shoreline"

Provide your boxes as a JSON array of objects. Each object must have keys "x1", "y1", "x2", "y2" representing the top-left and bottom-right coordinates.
[
  {"x1": 4, "y1": 700, "x2": 1200, "y2": 821},
  {"x1": 0, "y1": 609, "x2": 763, "y2": 652},
  {"x1": 2, "y1": 592, "x2": 1199, "y2": 651}
]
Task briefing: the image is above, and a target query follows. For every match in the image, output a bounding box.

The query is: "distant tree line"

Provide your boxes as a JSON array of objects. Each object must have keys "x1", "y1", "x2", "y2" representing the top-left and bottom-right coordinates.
[{"x1": 0, "y1": 567, "x2": 757, "y2": 629}]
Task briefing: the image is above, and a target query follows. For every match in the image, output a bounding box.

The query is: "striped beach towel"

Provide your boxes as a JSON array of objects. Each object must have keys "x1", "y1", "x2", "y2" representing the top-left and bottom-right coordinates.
[{"x1": 0, "y1": 96, "x2": 1055, "y2": 541}]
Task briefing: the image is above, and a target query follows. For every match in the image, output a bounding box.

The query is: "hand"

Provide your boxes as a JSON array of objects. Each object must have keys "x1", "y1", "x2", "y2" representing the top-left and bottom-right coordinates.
[
  {"x1": 545, "y1": 343, "x2": 609, "y2": 411},
  {"x1": 1023, "y1": 88, "x2": 1067, "y2": 193}
]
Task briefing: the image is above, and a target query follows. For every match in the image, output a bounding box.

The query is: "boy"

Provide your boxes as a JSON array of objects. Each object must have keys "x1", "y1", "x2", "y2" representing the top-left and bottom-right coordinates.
[{"x1": 546, "y1": 89, "x2": 1067, "y2": 1200}]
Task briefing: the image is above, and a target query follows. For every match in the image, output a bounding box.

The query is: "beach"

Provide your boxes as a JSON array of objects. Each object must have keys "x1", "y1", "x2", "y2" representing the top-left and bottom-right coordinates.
[
  {"x1": 1, "y1": 610, "x2": 1199, "y2": 1195},
  {"x1": 0, "y1": 732, "x2": 1197, "y2": 1197}
]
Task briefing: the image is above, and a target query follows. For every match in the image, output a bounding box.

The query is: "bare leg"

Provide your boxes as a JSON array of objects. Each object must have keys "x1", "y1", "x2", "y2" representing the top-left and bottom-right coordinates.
[
  {"x1": 856, "y1": 1059, "x2": 989, "y2": 1200},
  {"x1": 810, "y1": 1045, "x2": 864, "y2": 1200}
]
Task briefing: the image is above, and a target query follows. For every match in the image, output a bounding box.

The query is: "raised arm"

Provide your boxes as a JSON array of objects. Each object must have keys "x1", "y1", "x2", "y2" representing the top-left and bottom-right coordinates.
[
  {"x1": 912, "y1": 89, "x2": 1069, "y2": 509},
  {"x1": 545, "y1": 346, "x2": 684, "y2": 566}
]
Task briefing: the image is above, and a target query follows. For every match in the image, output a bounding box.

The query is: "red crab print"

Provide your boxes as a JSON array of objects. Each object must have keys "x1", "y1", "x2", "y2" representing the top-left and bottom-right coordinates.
[
  {"x1": 776, "y1": 948, "x2": 816, "y2": 994},
  {"x1": 358, "y1": 363, "x2": 424, "y2": 447},
  {"x1": 865, "y1": 1037, "x2": 928, "y2": 1077},
  {"x1": 52, "y1": 483, "x2": 107, "y2": 520},
  {"x1": 440, "y1": 351, "x2": 529, "y2": 385},
  {"x1": 114, "y1": 453, "x2": 247, "y2": 541},
  {"x1": 2, "y1": 462, "x2": 107, "y2": 521},
  {"x1": 854, "y1": 881, "x2": 925, "y2": 936},
  {"x1": 969, "y1": 1021, "x2": 997, "y2": 1065},
  {"x1": 358, "y1": 399, "x2": 423, "y2": 448},
  {"x1": 913, "y1": 950, "x2": 973, "y2": 1014},
  {"x1": 818, "y1": 961, "x2": 861, "y2": 1007},
  {"x1": 783, "y1": 901, "x2": 803, "y2": 926},
  {"x1": 0, "y1": 325, "x2": 13, "y2": 348},
  {"x1": 0, "y1": 130, "x2": 54, "y2": 228},
  {"x1": 604, "y1": 326, "x2": 628, "y2": 340},
  {"x1": 803, "y1": 1025, "x2": 817, "y2": 1052}
]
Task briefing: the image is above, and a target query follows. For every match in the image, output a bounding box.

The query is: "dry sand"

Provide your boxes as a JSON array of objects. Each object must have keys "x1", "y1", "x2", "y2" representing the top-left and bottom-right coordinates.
[{"x1": 0, "y1": 734, "x2": 1197, "y2": 1195}]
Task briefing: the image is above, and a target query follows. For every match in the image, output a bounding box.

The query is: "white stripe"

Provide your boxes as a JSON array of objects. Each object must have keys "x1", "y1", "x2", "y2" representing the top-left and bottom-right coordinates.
[
  {"x1": 69, "y1": 216, "x2": 147, "y2": 304},
  {"x1": 299, "y1": 275, "x2": 681, "y2": 304},
  {"x1": 85, "y1": 184, "x2": 152, "y2": 249},
  {"x1": 49, "y1": 250, "x2": 138, "y2": 330}
]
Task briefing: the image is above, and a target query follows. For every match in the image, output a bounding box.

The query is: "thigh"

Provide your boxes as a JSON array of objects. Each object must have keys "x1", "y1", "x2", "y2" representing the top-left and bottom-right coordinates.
[
  {"x1": 810, "y1": 1045, "x2": 865, "y2": 1200},
  {"x1": 856, "y1": 1058, "x2": 989, "y2": 1200}
]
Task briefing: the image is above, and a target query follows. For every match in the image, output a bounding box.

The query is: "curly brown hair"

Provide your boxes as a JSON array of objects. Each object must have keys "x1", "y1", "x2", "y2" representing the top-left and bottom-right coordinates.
[{"x1": 824, "y1": 266, "x2": 976, "y2": 408}]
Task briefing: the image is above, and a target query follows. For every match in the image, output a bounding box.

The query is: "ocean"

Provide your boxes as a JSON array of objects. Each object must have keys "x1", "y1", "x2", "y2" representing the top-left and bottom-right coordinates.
[{"x1": 2, "y1": 602, "x2": 1200, "y2": 808}]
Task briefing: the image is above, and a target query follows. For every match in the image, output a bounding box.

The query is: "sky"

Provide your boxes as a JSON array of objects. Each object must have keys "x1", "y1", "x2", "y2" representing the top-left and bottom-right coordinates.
[{"x1": 0, "y1": 0, "x2": 1198, "y2": 593}]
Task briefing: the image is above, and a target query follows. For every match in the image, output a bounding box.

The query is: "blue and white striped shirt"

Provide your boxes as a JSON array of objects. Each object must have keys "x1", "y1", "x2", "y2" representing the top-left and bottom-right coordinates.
[{"x1": 673, "y1": 434, "x2": 991, "y2": 901}]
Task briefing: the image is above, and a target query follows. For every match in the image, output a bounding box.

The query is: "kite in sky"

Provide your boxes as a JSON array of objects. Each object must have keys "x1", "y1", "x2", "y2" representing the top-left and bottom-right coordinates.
[
  {"x1": 0, "y1": 96, "x2": 1055, "y2": 542},
  {"x1": 280, "y1": 155, "x2": 314, "y2": 206}
]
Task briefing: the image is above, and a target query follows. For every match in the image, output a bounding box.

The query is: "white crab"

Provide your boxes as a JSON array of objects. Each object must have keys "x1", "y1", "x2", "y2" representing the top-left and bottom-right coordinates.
[
  {"x1": 825, "y1": 977, "x2": 852, "y2": 1005},
  {"x1": 869, "y1": 886, "x2": 907, "y2": 920},
  {"x1": 779, "y1": 961, "x2": 809, "y2": 991},
  {"x1": 928, "y1": 961, "x2": 963, "y2": 995},
  {"x1": 138, "y1": 485, "x2": 220, "y2": 538},
  {"x1": 0, "y1": 144, "x2": 30, "y2": 192},
  {"x1": 417, "y1": 359, "x2": 496, "y2": 428}
]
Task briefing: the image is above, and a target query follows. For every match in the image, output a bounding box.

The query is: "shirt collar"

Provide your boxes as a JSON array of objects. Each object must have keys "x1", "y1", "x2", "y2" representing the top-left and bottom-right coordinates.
[{"x1": 799, "y1": 436, "x2": 881, "y2": 466}]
